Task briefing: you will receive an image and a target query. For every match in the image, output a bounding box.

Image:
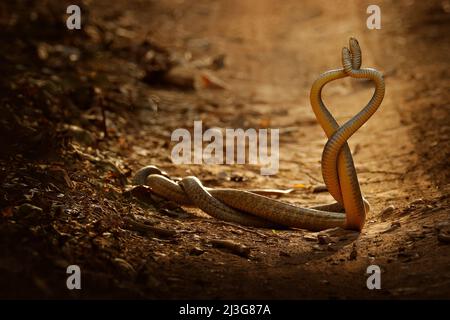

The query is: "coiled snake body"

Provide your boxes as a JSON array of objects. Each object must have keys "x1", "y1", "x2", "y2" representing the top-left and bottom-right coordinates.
[{"x1": 132, "y1": 38, "x2": 385, "y2": 232}]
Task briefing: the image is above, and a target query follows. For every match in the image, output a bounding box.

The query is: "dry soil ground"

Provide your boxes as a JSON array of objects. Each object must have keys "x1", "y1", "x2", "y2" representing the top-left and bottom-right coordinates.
[{"x1": 0, "y1": 0, "x2": 449, "y2": 299}]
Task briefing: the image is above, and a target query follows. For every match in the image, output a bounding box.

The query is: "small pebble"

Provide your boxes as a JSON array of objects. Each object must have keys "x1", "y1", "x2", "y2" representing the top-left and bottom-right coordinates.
[
  {"x1": 317, "y1": 234, "x2": 331, "y2": 245},
  {"x1": 381, "y1": 221, "x2": 401, "y2": 234},
  {"x1": 312, "y1": 244, "x2": 325, "y2": 251},
  {"x1": 410, "y1": 198, "x2": 425, "y2": 205},
  {"x1": 189, "y1": 247, "x2": 205, "y2": 256},
  {"x1": 312, "y1": 185, "x2": 328, "y2": 193},
  {"x1": 380, "y1": 205, "x2": 395, "y2": 215}
]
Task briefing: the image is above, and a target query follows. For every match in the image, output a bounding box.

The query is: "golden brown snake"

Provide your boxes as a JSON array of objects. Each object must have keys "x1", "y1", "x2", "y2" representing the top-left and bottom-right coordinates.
[{"x1": 132, "y1": 38, "x2": 385, "y2": 232}]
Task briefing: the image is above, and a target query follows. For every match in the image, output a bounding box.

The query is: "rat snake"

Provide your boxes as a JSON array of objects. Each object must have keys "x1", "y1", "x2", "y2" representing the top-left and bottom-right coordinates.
[{"x1": 132, "y1": 38, "x2": 385, "y2": 231}]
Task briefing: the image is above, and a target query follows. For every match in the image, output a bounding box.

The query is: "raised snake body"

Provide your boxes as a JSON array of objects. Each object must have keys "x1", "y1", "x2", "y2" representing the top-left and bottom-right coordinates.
[{"x1": 132, "y1": 38, "x2": 385, "y2": 232}]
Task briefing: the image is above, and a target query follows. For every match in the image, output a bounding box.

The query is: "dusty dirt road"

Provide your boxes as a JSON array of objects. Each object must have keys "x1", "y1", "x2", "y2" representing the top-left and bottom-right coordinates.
[
  {"x1": 119, "y1": 0, "x2": 449, "y2": 298},
  {"x1": 0, "y1": 0, "x2": 449, "y2": 299}
]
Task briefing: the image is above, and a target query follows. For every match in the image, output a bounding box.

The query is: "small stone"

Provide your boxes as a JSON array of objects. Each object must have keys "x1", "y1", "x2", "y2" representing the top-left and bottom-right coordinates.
[
  {"x1": 189, "y1": 247, "x2": 205, "y2": 256},
  {"x1": 312, "y1": 185, "x2": 328, "y2": 193},
  {"x1": 312, "y1": 244, "x2": 325, "y2": 251},
  {"x1": 162, "y1": 66, "x2": 196, "y2": 89},
  {"x1": 318, "y1": 234, "x2": 331, "y2": 245},
  {"x1": 437, "y1": 232, "x2": 450, "y2": 244},
  {"x1": 380, "y1": 205, "x2": 395, "y2": 216},
  {"x1": 303, "y1": 234, "x2": 317, "y2": 241},
  {"x1": 381, "y1": 221, "x2": 401, "y2": 233}
]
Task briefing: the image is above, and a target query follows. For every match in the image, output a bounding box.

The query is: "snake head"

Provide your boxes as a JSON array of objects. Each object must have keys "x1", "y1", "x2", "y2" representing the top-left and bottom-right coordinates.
[
  {"x1": 348, "y1": 37, "x2": 362, "y2": 70},
  {"x1": 349, "y1": 37, "x2": 360, "y2": 49}
]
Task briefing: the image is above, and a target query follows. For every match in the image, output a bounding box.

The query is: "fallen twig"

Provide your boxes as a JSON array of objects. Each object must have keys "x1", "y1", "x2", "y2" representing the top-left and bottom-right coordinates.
[
  {"x1": 209, "y1": 239, "x2": 250, "y2": 258},
  {"x1": 312, "y1": 185, "x2": 328, "y2": 193}
]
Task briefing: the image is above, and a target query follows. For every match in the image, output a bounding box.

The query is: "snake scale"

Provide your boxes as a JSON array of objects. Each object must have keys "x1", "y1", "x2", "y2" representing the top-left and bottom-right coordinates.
[{"x1": 132, "y1": 38, "x2": 385, "y2": 232}]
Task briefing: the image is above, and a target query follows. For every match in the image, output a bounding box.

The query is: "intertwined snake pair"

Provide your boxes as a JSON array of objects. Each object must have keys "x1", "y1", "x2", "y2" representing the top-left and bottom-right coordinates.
[{"x1": 132, "y1": 38, "x2": 385, "y2": 231}]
